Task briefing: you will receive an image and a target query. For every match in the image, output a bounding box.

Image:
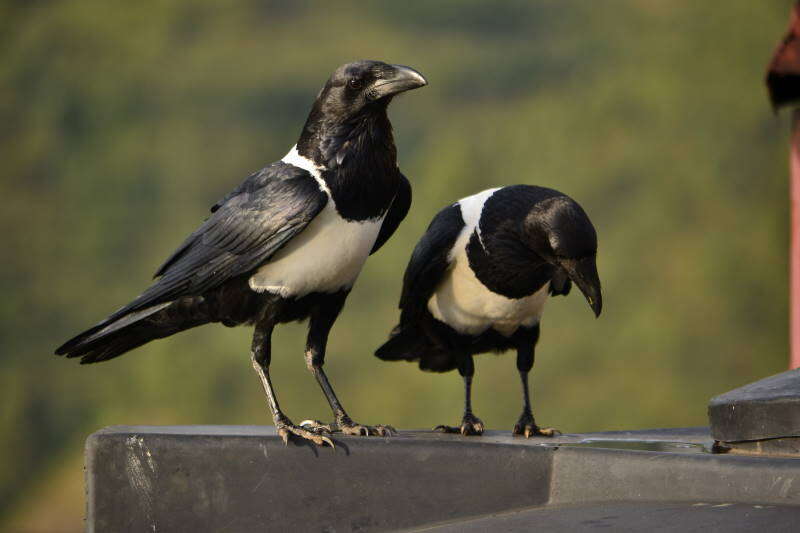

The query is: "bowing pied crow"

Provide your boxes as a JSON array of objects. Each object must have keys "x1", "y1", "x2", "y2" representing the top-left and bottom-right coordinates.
[
  {"x1": 376, "y1": 185, "x2": 601, "y2": 437},
  {"x1": 56, "y1": 60, "x2": 427, "y2": 446}
]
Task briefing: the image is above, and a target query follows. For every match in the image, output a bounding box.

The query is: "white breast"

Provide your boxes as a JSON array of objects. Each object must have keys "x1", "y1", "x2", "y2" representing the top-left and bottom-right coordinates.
[
  {"x1": 248, "y1": 145, "x2": 383, "y2": 298},
  {"x1": 427, "y1": 187, "x2": 549, "y2": 336},
  {"x1": 249, "y1": 202, "x2": 382, "y2": 297}
]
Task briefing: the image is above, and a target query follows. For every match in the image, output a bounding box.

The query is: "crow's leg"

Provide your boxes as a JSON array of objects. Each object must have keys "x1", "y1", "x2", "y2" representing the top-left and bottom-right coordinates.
[
  {"x1": 513, "y1": 327, "x2": 559, "y2": 438},
  {"x1": 250, "y1": 312, "x2": 333, "y2": 447},
  {"x1": 435, "y1": 355, "x2": 484, "y2": 436},
  {"x1": 300, "y1": 292, "x2": 395, "y2": 437}
]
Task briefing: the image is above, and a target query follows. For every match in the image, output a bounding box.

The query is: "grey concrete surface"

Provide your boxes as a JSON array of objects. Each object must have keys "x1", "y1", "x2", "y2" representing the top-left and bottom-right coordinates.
[
  {"x1": 412, "y1": 502, "x2": 800, "y2": 532},
  {"x1": 85, "y1": 426, "x2": 800, "y2": 532},
  {"x1": 709, "y1": 368, "x2": 800, "y2": 443}
]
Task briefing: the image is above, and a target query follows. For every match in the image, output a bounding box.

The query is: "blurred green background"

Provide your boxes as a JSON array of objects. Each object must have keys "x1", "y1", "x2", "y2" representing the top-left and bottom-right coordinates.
[{"x1": 1, "y1": 0, "x2": 795, "y2": 530}]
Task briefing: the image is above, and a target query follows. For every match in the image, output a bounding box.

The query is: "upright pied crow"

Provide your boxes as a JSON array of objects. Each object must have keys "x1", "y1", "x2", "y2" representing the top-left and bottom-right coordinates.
[
  {"x1": 56, "y1": 60, "x2": 427, "y2": 446},
  {"x1": 376, "y1": 185, "x2": 601, "y2": 437}
]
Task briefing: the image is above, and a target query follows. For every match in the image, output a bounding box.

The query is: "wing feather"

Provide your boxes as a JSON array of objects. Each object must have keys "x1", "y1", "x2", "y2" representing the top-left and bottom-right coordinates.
[
  {"x1": 370, "y1": 173, "x2": 412, "y2": 255},
  {"x1": 110, "y1": 162, "x2": 327, "y2": 323},
  {"x1": 398, "y1": 203, "x2": 465, "y2": 320}
]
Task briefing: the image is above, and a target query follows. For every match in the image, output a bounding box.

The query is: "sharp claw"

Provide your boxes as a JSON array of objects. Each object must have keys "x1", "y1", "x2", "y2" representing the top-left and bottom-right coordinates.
[
  {"x1": 276, "y1": 422, "x2": 339, "y2": 447},
  {"x1": 300, "y1": 420, "x2": 333, "y2": 434},
  {"x1": 435, "y1": 424, "x2": 467, "y2": 434}
]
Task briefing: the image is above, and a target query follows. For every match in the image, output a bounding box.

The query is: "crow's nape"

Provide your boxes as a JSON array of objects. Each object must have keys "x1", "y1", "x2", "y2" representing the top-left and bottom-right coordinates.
[{"x1": 55, "y1": 297, "x2": 214, "y2": 364}]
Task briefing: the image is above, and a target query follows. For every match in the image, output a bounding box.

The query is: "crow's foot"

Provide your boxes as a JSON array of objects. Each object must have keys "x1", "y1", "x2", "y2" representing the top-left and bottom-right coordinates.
[
  {"x1": 298, "y1": 420, "x2": 334, "y2": 434},
  {"x1": 276, "y1": 419, "x2": 334, "y2": 447},
  {"x1": 302, "y1": 418, "x2": 396, "y2": 437},
  {"x1": 339, "y1": 421, "x2": 396, "y2": 437},
  {"x1": 435, "y1": 413, "x2": 484, "y2": 436},
  {"x1": 513, "y1": 412, "x2": 560, "y2": 438}
]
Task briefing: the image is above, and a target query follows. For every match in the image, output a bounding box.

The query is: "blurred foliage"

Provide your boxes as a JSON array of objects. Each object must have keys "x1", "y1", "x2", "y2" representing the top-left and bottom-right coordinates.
[{"x1": 0, "y1": 0, "x2": 795, "y2": 530}]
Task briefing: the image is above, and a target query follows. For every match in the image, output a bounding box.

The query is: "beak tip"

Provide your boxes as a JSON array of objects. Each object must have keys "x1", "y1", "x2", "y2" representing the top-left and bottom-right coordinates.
[
  {"x1": 391, "y1": 64, "x2": 427, "y2": 88},
  {"x1": 591, "y1": 295, "x2": 602, "y2": 317},
  {"x1": 586, "y1": 293, "x2": 602, "y2": 317},
  {"x1": 562, "y1": 256, "x2": 602, "y2": 320}
]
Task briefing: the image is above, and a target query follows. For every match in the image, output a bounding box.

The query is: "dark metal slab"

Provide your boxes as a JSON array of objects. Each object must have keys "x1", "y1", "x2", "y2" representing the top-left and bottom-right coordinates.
[
  {"x1": 709, "y1": 368, "x2": 800, "y2": 443},
  {"x1": 85, "y1": 426, "x2": 800, "y2": 533}
]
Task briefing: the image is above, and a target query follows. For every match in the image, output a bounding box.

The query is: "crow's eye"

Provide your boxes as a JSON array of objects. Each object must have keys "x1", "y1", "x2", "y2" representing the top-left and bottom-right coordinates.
[{"x1": 348, "y1": 78, "x2": 363, "y2": 90}]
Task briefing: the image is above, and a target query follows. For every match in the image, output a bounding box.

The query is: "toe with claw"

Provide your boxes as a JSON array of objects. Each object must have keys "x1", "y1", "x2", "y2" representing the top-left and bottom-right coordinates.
[
  {"x1": 299, "y1": 419, "x2": 334, "y2": 434},
  {"x1": 303, "y1": 416, "x2": 396, "y2": 437},
  {"x1": 276, "y1": 418, "x2": 334, "y2": 447},
  {"x1": 336, "y1": 417, "x2": 397, "y2": 437},
  {"x1": 513, "y1": 413, "x2": 560, "y2": 438},
  {"x1": 435, "y1": 413, "x2": 485, "y2": 436}
]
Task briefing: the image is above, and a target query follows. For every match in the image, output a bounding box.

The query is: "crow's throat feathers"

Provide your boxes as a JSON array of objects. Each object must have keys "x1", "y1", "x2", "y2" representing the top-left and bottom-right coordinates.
[{"x1": 296, "y1": 102, "x2": 399, "y2": 222}]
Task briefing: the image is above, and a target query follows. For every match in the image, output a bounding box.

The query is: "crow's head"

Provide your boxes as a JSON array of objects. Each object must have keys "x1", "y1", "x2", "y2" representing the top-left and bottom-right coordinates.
[
  {"x1": 523, "y1": 197, "x2": 602, "y2": 317},
  {"x1": 314, "y1": 60, "x2": 427, "y2": 121},
  {"x1": 298, "y1": 61, "x2": 426, "y2": 166}
]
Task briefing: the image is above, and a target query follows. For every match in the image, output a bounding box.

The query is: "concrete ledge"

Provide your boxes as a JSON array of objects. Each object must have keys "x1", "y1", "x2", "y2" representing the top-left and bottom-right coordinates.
[
  {"x1": 85, "y1": 426, "x2": 800, "y2": 532},
  {"x1": 709, "y1": 368, "x2": 800, "y2": 443}
]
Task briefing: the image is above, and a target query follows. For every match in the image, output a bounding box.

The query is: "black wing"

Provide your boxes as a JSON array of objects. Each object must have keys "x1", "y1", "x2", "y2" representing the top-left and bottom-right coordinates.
[
  {"x1": 398, "y1": 203, "x2": 465, "y2": 320},
  {"x1": 370, "y1": 173, "x2": 411, "y2": 255},
  {"x1": 112, "y1": 161, "x2": 327, "y2": 322}
]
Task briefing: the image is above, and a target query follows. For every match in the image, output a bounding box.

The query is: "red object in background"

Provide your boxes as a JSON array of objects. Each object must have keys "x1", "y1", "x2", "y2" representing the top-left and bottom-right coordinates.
[{"x1": 767, "y1": 1, "x2": 800, "y2": 369}]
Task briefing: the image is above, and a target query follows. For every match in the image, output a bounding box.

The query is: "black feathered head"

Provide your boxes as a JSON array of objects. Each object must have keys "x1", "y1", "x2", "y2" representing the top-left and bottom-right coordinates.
[
  {"x1": 524, "y1": 196, "x2": 602, "y2": 317},
  {"x1": 320, "y1": 60, "x2": 427, "y2": 115},
  {"x1": 298, "y1": 60, "x2": 427, "y2": 166}
]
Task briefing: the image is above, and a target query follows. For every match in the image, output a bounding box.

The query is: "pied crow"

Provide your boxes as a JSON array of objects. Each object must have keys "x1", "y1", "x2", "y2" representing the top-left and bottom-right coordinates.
[
  {"x1": 56, "y1": 60, "x2": 427, "y2": 446},
  {"x1": 376, "y1": 185, "x2": 601, "y2": 437}
]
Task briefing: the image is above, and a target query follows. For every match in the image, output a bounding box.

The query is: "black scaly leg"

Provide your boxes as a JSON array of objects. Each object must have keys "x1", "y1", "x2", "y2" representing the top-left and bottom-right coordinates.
[
  {"x1": 250, "y1": 303, "x2": 333, "y2": 447},
  {"x1": 300, "y1": 292, "x2": 396, "y2": 437},
  {"x1": 435, "y1": 355, "x2": 485, "y2": 436},
  {"x1": 513, "y1": 324, "x2": 559, "y2": 438}
]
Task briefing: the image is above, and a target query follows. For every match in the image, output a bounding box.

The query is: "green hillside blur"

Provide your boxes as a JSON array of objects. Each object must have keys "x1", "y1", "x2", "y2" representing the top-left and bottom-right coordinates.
[{"x1": 1, "y1": 1, "x2": 794, "y2": 530}]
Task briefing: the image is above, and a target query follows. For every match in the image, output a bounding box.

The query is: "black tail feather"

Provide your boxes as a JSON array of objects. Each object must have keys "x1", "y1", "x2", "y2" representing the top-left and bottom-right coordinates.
[
  {"x1": 375, "y1": 323, "x2": 458, "y2": 372},
  {"x1": 55, "y1": 297, "x2": 213, "y2": 364}
]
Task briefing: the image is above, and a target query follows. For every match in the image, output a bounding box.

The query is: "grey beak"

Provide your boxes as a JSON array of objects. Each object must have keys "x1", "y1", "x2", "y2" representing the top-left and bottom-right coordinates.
[
  {"x1": 560, "y1": 256, "x2": 602, "y2": 318},
  {"x1": 369, "y1": 65, "x2": 427, "y2": 100}
]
